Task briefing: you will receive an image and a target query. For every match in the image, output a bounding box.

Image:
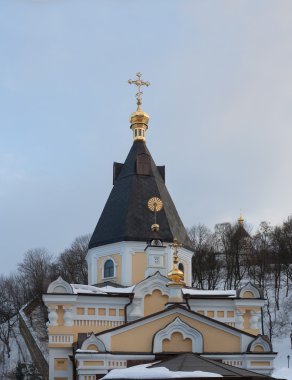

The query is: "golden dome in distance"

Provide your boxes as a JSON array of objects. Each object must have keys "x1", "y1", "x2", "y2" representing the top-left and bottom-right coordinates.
[{"x1": 238, "y1": 213, "x2": 244, "y2": 226}]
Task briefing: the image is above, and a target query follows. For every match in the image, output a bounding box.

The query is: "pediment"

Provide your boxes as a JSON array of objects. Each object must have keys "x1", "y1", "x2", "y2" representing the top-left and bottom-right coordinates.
[
  {"x1": 80, "y1": 333, "x2": 106, "y2": 352},
  {"x1": 47, "y1": 276, "x2": 73, "y2": 294},
  {"x1": 153, "y1": 317, "x2": 203, "y2": 353},
  {"x1": 96, "y1": 305, "x2": 255, "y2": 354},
  {"x1": 133, "y1": 271, "x2": 169, "y2": 297},
  {"x1": 238, "y1": 282, "x2": 263, "y2": 299},
  {"x1": 247, "y1": 335, "x2": 272, "y2": 352}
]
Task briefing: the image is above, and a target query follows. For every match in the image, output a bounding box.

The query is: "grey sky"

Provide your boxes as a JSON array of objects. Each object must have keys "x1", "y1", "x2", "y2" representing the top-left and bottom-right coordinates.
[{"x1": 1, "y1": 0, "x2": 292, "y2": 274}]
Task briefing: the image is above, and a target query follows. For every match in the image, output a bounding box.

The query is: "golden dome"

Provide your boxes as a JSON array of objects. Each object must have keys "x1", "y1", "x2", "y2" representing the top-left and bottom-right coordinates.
[{"x1": 238, "y1": 214, "x2": 244, "y2": 225}]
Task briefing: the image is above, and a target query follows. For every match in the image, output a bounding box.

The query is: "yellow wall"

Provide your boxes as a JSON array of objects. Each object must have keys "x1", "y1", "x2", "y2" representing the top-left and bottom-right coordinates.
[
  {"x1": 243, "y1": 291, "x2": 254, "y2": 298},
  {"x1": 57, "y1": 306, "x2": 64, "y2": 325},
  {"x1": 250, "y1": 361, "x2": 270, "y2": 367},
  {"x1": 87, "y1": 344, "x2": 98, "y2": 351},
  {"x1": 132, "y1": 253, "x2": 147, "y2": 284},
  {"x1": 54, "y1": 358, "x2": 68, "y2": 371},
  {"x1": 84, "y1": 361, "x2": 104, "y2": 366},
  {"x1": 97, "y1": 254, "x2": 122, "y2": 283},
  {"x1": 144, "y1": 290, "x2": 169, "y2": 316},
  {"x1": 48, "y1": 323, "x2": 120, "y2": 346},
  {"x1": 253, "y1": 345, "x2": 264, "y2": 352},
  {"x1": 110, "y1": 313, "x2": 240, "y2": 353},
  {"x1": 162, "y1": 332, "x2": 192, "y2": 352}
]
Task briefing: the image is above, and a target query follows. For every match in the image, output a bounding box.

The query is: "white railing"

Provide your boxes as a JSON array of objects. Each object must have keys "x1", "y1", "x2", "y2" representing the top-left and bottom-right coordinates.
[
  {"x1": 49, "y1": 334, "x2": 74, "y2": 344},
  {"x1": 74, "y1": 320, "x2": 123, "y2": 327},
  {"x1": 223, "y1": 360, "x2": 243, "y2": 367},
  {"x1": 107, "y1": 360, "x2": 127, "y2": 368}
]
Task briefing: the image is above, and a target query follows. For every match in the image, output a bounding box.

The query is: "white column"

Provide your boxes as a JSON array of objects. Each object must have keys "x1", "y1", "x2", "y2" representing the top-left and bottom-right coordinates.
[{"x1": 235, "y1": 310, "x2": 244, "y2": 330}]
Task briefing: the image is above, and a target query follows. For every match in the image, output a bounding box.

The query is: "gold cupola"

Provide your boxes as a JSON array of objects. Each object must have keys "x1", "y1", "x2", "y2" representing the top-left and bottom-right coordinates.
[
  {"x1": 128, "y1": 72, "x2": 150, "y2": 142},
  {"x1": 238, "y1": 213, "x2": 244, "y2": 226},
  {"x1": 167, "y1": 238, "x2": 185, "y2": 286}
]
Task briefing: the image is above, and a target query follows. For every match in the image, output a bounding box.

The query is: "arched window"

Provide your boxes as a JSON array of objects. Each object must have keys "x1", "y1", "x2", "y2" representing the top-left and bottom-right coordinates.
[{"x1": 104, "y1": 259, "x2": 114, "y2": 278}]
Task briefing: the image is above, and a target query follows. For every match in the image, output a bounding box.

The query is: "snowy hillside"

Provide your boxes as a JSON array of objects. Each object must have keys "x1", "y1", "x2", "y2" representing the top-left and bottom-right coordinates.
[
  {"x1": 272, "y1": 337, "x2": 292, "y2": 380},
  {"x1": 0, "y1": 321, "x2": 32, "y2": 379}
]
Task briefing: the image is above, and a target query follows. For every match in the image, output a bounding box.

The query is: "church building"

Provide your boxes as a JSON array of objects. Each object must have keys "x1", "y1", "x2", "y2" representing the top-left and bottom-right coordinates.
[{"x1": 43, "y1": 74, "x2": 276, "y2": 380}]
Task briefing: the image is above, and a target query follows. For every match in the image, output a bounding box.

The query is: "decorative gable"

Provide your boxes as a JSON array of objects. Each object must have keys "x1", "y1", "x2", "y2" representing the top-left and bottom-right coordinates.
[
  {"x1": 153, "y1": 317, "x2": 203, "y2": 353},
  {"x1": 47, "y1": 276, "x2": 73, "y2": 294}
]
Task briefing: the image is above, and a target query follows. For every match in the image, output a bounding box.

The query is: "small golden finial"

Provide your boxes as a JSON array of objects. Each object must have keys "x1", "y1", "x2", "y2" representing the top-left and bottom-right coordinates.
[
  {"x1": 238, "y1": 210, "x2": 244, "y2": 226},
  {"x1": 128, "y1": 72, "x2": 150, "y2": 111},
  {"x1": 167, "y1": 238, "x2": 185, "y2": 286},
  {"x1": 148, "y1": 197, "x2": 163, "y2": 232}
]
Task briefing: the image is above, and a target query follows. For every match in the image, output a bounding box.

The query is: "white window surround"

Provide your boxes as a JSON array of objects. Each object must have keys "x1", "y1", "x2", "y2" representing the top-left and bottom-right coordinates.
[
  {"x1": 100, "y1": 256, "x2": 118, "y2": 280},
  {"x1": 153, "y1": 317, "x2": 203, "y2": 353}
]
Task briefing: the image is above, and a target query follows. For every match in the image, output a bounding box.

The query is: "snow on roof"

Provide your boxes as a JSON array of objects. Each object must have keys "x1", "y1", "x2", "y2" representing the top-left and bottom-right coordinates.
[
  {"x1": 182, "y1": 289, "x2": 236, "y2": 298},
  {"x1": 102, "y1": 365, "x2": 222, "y2": 379},
  {"x1": 71, "y1": 284, "x2": 134, "y2": 295}
]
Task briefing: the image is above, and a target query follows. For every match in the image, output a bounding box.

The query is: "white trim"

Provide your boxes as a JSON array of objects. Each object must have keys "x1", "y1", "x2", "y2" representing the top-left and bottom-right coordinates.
[
  {"x1": 47, "y1": 277, "x2": 73, "y2": 294},
  {"x1": 153, "y1": 317, "x2": 203, "y2": 353},
  {"x1": 249, "y1": 336, "x2": 272, "y2": 352},
  {"x1": 81, "y1": 333, "x2": 106, "y2": 352},
  {"x1": 238, "y1": 283, "x2": 261, "y2": 299},
  {"x1": 101, "y1": 256, "x2": 117, "y2": 280},
  {"x1": 127, "y1": 272, "x2": 169, "y2": 320}
]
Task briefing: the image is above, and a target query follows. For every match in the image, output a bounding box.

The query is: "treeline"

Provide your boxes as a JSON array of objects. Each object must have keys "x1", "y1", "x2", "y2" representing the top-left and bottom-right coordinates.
[
  {"x1": 0, "y1": 234, "x2": 90, "y2": 358},
  {"x1": 190, "y1": 218, "x2": 292, "y2": 292},
  {"x1": 1, "y1": 217, "x2": 292, "y2": 355},
  {"x1": 190, "y1": 217, "x2": 292, "y2": 338}
]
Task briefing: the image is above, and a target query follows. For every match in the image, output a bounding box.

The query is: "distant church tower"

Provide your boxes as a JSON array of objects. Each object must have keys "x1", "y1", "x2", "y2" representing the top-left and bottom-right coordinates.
[{"x1": 86, "y1": 73, "x2": 193, "y2": 286}]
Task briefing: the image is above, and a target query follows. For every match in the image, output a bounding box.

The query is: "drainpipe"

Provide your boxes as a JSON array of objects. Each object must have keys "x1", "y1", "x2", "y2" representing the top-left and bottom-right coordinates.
[
  {"x1": 124, "y1": 293, "x2": 134, "y2": 323},
  {"x1": 184, "y1": 293, "x2": 191, "y2": 310}
]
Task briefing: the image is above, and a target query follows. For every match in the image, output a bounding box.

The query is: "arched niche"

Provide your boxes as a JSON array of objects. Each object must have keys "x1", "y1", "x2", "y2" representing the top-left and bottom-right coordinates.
[
  {"x1": 47, "y1": 277, "x2": 73, "y2": 294},
  {"x1": 81, "y1": 333, "x2": 106, "y2": 352},
  {"x1": 144, "y1": 289, "x2": 169, "y2": 316},
  {"x1": 153, "y1": 317, "x2": 203, "y2": 353}
]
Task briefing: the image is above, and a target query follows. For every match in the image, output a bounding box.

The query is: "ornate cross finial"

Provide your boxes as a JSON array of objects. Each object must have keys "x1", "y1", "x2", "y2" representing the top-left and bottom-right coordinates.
[
  {"x1": 168, "y1": 238, "x2": 185, "y2": 285},
  {"x1": 128, "y1": 72, "x2": 150, "y2": 110},
  {"x1": 170, "y1": 238, "x2": 182, "y2": 263}
]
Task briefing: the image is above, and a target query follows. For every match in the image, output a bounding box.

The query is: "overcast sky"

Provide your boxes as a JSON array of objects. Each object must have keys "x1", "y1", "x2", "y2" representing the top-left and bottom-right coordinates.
[{"x1": 1, "y1": 0, "x2": 292, "y2": 274}]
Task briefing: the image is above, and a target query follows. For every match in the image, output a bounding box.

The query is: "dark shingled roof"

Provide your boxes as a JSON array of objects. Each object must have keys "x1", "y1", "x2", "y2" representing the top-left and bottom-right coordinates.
[
  {"x1": 89, "y1": 140, "x2": 192, "y2": 250},
  {"x1": 151, "y1": 353, "x2": 267, "y2": 378}
]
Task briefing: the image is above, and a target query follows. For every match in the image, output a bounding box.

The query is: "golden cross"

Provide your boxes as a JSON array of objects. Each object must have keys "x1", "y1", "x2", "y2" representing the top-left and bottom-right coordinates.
[{"x1": 128, "y1": 72, "x2": 150, "y2": 110}]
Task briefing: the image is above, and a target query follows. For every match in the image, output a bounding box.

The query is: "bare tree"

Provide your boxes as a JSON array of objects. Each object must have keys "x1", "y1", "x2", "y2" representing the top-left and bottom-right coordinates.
[
  {"x1": 189, "y1": 225, "x2": 221, "y2": 289},
  {"x1": 249, "y1": 222, "x2": 272, "y2": 289},
  {"x1": 18, "y1": 248, "x2": 54, "y2": 298},
  {"x1": 56, "y1": 235, "x2": 90, "y2": 284},
  {"x1": 0, "y1": 276, "x2": 19, "y2": 358},
  {"x1": 214, "y1": 222, "x2": 251, "y2": 289}
]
